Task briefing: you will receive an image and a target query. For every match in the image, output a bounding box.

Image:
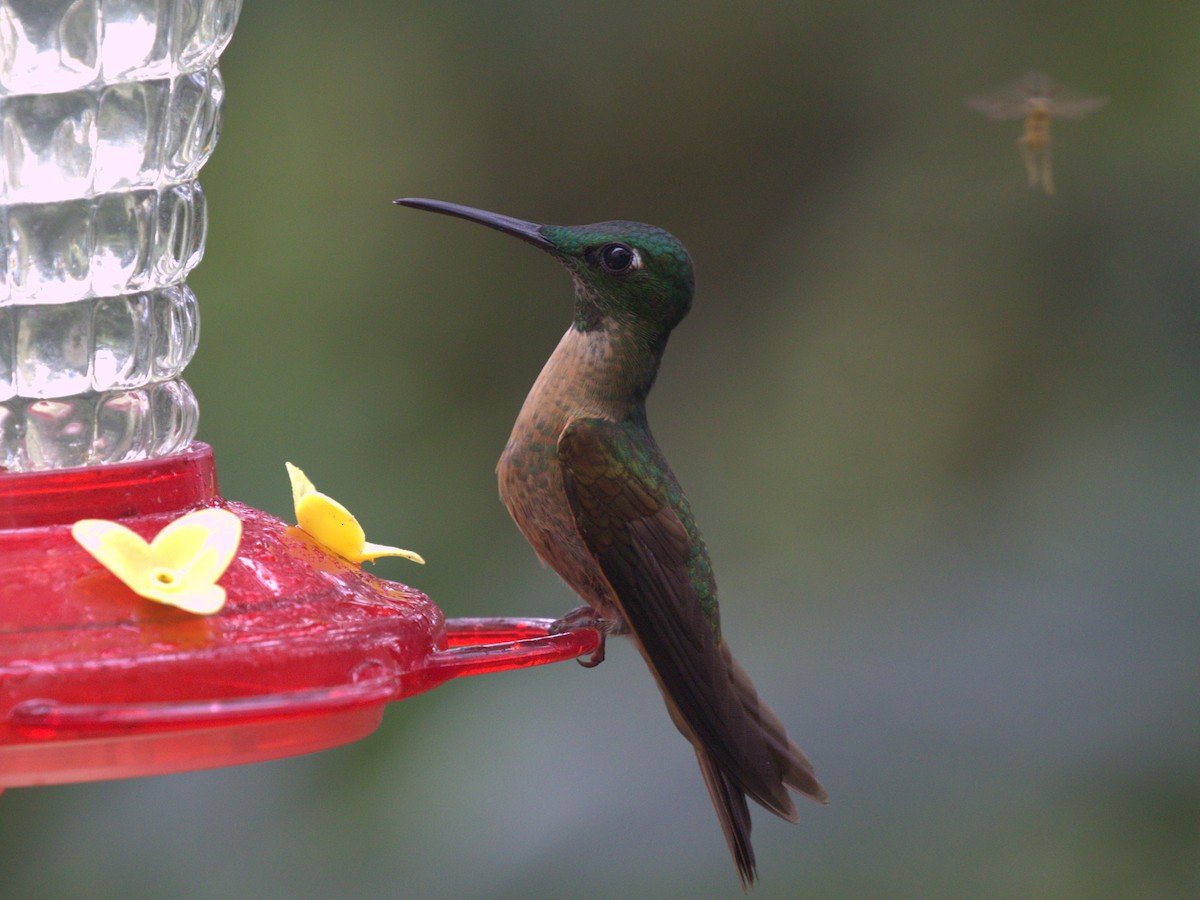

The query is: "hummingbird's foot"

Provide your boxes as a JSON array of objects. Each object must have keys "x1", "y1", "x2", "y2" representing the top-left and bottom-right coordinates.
[{"x1": 550, "y1": 605, "x2": 607, "y2": 668}]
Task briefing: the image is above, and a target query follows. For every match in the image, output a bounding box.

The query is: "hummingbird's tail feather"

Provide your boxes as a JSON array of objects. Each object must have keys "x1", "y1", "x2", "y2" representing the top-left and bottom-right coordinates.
[
  {"x1": 694, "y1": 745, "x2": 757, "y2": 890},
  {"x1": 725, "y1": 645, "x2": 829, "y2": 808},
  {"x1": 655, "y1": 640, "x2": 825, "y2": 888}
]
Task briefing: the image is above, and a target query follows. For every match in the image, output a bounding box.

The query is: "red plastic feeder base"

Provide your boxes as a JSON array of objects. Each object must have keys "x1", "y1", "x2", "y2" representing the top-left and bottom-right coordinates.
[{"x1": 0, "y1": 444, "x2": 598, "y2": 788}]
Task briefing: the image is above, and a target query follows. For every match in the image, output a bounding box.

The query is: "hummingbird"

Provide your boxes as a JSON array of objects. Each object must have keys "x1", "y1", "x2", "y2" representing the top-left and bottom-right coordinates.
[{"x1": 395, "y1": 197, "x2": 827, "y2": 887}]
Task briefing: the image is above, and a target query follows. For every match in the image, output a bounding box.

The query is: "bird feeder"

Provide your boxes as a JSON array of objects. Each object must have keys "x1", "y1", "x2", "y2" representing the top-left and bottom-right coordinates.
[{"x1": 0, "y1": 0, "x2": 597, "y2": 791}]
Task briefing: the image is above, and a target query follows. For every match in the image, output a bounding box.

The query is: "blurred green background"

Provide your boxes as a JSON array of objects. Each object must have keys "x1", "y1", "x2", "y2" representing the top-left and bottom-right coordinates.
[{"x1": 5, "y1": 2, "x2": 1199, "y2": 897}]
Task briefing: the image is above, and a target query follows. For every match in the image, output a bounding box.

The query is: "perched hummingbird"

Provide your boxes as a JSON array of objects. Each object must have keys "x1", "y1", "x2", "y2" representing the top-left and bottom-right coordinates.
[{"x1": 395, "y1": 198, "x2": 827, "y2": 887}]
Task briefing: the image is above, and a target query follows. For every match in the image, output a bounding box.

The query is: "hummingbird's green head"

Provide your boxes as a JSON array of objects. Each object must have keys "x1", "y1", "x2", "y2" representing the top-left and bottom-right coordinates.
[
  {"x1": 395, "y1": 199, "x2": 695, "y2": 340},
  {"x1": 539, "y1": 220, "x2": 694, "y2": 336}
]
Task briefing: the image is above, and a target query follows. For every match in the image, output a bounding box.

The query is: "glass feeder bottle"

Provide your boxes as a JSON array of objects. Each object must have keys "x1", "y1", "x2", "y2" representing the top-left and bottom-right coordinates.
[{"x1": 0, "y1": 0, "x2": 241, "y2": 471}]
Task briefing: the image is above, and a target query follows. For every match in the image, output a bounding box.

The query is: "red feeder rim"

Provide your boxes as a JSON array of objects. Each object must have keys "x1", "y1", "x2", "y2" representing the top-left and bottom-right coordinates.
[{"x1": 0, "y1": 444, "x2": 598, "y2": 788}]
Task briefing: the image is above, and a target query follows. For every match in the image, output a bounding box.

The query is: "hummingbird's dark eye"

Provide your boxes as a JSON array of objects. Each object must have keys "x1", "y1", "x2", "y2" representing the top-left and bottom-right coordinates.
[{"x1": 599, "y1": 242, "x2": 638, "y2": 274}]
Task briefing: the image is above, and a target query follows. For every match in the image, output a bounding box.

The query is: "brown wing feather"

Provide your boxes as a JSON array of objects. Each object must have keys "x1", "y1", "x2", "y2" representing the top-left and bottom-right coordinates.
[{"x1": 558, "y1": 417, "x2": 825, "y2": 879}]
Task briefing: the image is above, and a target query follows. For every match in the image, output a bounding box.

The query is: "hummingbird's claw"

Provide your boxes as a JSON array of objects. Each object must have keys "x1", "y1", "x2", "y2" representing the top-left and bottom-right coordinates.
[
  {"x1": 576, "y1": 638, "x2": 606, "y2": 668},
  {"x1": 550, "y1": 605, "x2": 607, "y2": 667}
]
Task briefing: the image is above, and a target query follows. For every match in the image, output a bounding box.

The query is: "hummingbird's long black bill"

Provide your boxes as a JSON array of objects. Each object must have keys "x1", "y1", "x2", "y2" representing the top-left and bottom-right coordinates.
[{"x1": 394, "y1": 198, "x2": 555, "y2": 252}]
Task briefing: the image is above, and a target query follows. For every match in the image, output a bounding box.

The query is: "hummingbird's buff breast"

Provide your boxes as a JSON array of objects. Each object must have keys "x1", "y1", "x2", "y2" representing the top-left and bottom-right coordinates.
[{"x1": 496, "y1": 326, "x2": 627, "y2": 620}]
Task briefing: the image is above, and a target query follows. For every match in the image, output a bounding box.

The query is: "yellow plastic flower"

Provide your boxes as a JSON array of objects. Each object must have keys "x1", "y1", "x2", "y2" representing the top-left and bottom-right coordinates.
[
  {"x1": 71, "y1": 508, "x2": 243, "y2": 615},
  {"x1": 286, "y1": 462, "x2": 425, "y2": 566}
]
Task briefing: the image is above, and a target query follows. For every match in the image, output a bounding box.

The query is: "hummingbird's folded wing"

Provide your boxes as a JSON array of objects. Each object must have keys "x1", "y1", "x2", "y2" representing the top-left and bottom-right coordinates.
[{"x1": 557, "y1": 417, "x2": 823, "y2": 819}]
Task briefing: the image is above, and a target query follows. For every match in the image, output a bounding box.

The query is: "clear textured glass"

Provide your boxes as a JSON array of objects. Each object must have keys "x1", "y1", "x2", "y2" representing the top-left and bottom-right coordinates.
[
  {"x1": 0, "y1": 0, "x2": 239, "y2": 95},
  {"x1": 2, "y1": 187, "x2": 206, "y2": 304},
  {"x1": 0, "y1": 70, "x2": 225, "y2": 205},
  {"x1": 0, "y1": 285, "x2": 198, "y2": 400},
  {"x1": 0, "y1": 0, "x2": 240, "y2": 470},
  {"x1": 1, "y1": 378, "x2": 196, "y2": 469}
]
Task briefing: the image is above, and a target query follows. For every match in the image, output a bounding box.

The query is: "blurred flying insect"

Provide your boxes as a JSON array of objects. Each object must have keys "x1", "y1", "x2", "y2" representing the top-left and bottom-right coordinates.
[{"x1": 968, "y1": 71, "x2": 1106, "y2": 195}]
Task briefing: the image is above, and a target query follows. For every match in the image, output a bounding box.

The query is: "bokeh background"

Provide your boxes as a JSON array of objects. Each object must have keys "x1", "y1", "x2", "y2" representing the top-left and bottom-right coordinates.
[{"x1": 4, "y1": 3, "x2": 1199, "y2": 897}]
